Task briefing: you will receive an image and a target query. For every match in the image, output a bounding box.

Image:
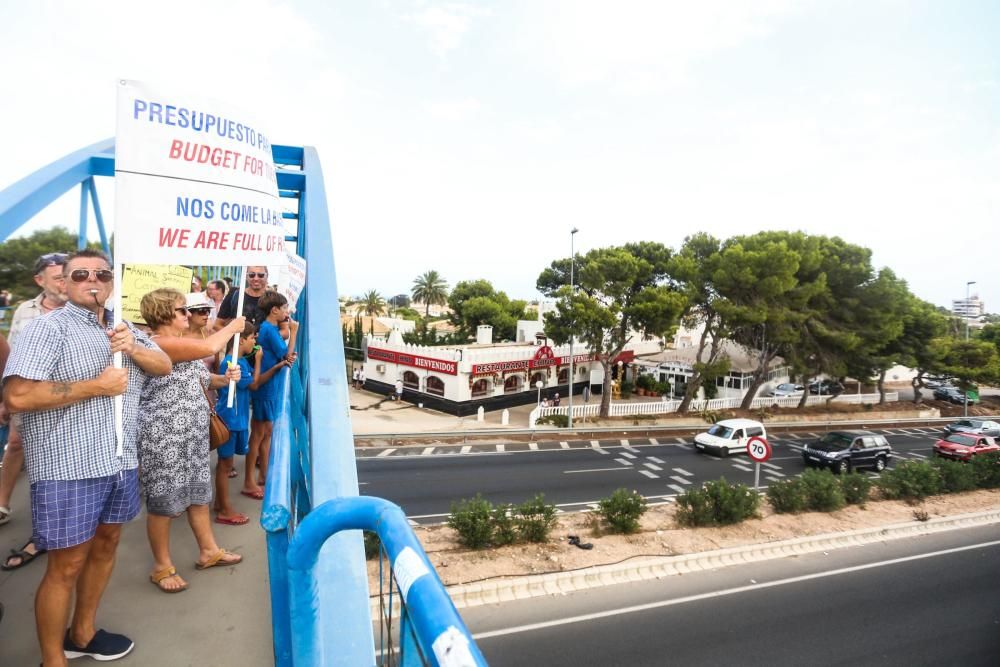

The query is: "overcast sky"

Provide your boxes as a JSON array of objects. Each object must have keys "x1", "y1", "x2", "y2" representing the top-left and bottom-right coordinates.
[{"x1": 1, "y1": 1, "x2": 997, "y2": 311}]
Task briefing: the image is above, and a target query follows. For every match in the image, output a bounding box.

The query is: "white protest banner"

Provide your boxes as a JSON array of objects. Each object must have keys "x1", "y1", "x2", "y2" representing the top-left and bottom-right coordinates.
[{"x1": 274, "y1": 251, "x2": 306, "y2": 314}]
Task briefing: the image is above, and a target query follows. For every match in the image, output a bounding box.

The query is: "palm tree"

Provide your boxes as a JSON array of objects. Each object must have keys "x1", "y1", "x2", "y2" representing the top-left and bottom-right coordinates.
[
  {"x1": 411, "y1": 270, "x2": 449, "y2": 317},
  {"x1": 362, "y1": 289, "x2": 386, "y2": 316}
]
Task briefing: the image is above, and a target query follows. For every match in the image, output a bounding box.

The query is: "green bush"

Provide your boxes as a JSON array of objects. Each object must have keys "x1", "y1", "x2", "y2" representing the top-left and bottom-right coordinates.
[
  {"x1": 597, "y1": 488, "x2": 648, "y2": 533},
  {"x1": 971, "y1": 451, "x2": 1000, "y2": 488},
  {"x1": 448, "y1": 494, "x2": 495, "y2": 549},
  {"x1": 491, "y1": 503, "x2": 518, "y2": 546},
  {"x1": 636, "y1": 374, "x2": 656, "y2": 391},
  {"x1": 620, "y1": 380, "x2": 634, "y2": 397},
  {"x1": 877, "y1": 461, "x2": 941, "y2": 502},
  {"x1": 535, "y1": 413, "x2": 569, "y2": 427},
  {"x1": 514, "y1": 494, "x2": 558, "y2": 543},
  {"x1": 800, "y1": 468, "x2": 846, "y2": 512},
  {"x1": 676, "y1": 478, "x2": 760, "y2": 527},
  {"x1": 766, "y1": 479, "x2": 807, "y2": 514},
  {"x1": 655, "y1": 381, "x2": 671, "y2": 395},
  {"x1": 931, "y1": 458, "x2": 979, "y2": 493},
  {"x1": 840, "y1": 473, "x2": 872, "y2": 506},
  {"x1": 363, "y1": 530, "x2": 381, "y2": 560}
]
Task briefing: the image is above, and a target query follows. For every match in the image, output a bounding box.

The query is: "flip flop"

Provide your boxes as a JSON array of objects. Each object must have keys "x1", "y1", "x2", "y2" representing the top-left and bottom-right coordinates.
[
  {"x1": 150, "y1": 566, "x2": 188, "y2": 593},
  {"x1": 227, "y1": 468, "x2": 238, "y2": 478},
  {"x1": 0, "y1": 506, "x2": 11, "y2": 526},
  {"x1": 214, "y1": 513, "x2": 250, "y2": 526},
  {"x1": 240, "y1": 489, "x2": 264, "y2": 500},
  {"x1": 195, "y1": 548, "x2": 242, "y2": 570},
  {"x1": 2, "y1": 540, "x2": 46, "y2": 571}
]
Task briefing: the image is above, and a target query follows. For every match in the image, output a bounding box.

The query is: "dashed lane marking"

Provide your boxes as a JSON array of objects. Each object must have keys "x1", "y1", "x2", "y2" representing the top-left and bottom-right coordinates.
[
  {"x1": 621, "y1": 452, "x2": 637, "y2": 459},
  {"x1": 669, "y1": 475, "x2": 691, "y2": 485},
  {"x1": 376, "y1": 448, "x2": 396, "y2": 457},
  {"x1": 529, "y1": 442, "x2": 538, "y2": 450},
  {"x1": 564, "y1": 467, "x2": 632, "y2": 474},
  {"x1": 674, "y1": 438, "x2": 687, "y2": 445},
  {"x1": 615, "y1": 458, "x2": 633, "y2": 466},
  {"x1": 672, "y1": 467, "x2": 693, "y2": 476},
  {"x1": 461, "y1": 445, "x2": 472, "y2": 454},
  {"x1": 560, "y1": 441, "x2": 570, "y2": 449},
  {"x1": 644, "y1": 463, "x2": 663, "y2": 471},
  {"x1": 639, "y1": 470, "x2": 659, "y2": 479},
  {"x1": 649, "y1": 438, "x2": 659, "y2": 445},
  {"x1": 496, "y1": 444, "x2": 505, "y2": 453},
  {"x1": 648, "y1": 457, "x2": 665, "y2": 464},
  {"x1": 421, "y1": 447, "x2": 435, "y2": 456},
  {"x1": 668, "y1": 484, "x2": 687, "y2": 494}
]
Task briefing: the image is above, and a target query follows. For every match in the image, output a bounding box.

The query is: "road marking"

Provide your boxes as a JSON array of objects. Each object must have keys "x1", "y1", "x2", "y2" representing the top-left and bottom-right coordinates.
[
  {"x1": 674, "y1": 438, "x2": 687, "y2": 445},
  {"x1": 761, "y1": 462, "x2": 782, "y2": 470},
  {"x1": 421, "y1": 447, "x2": 435, "y2": 456},
  {"x1": 471, "y1": 540, "x2": 1000, "y2": 641},
  {"x1": 358, "y1": 481, "x2": 369, "y2": 485},
  {"x1": 644, "y1": 463, "x2": 663, "y2": 471},
  {"x1": 460, "y1": 445, "x2": 472, "y2": 454},
  {"x1": 648, "y1": 457, "x2": 665, "y2": 464},
  {"x1": 564, "y1": 467, "x2": 633, "y2": 474},
  {"x1": 529, "y1": 442, "x2": 538, "y2": 450},
  {"x1": 620, "y1": 439, "x2": 631, "y2": 447},
  {"x1": 783, "y1": 445, "x2": 804, "y2": 452},
  {"x1": 669, "y1": 475, "x2": 691, "y2": 485},
  {"x1": 496, "y1": 444, "x2": 505, "y2": 453},
  {"x1": 765, "y1": 470, "x2": 785, "y2": 477},
  {"x1": 667, "y1": 483, "x2": 687, "y2": 494},
  {"x1": 639, "y1": 470, "x2": 659, "y2": 479},
  {"x1": 590, "y1": 440, "x2": 601, "y2": 448},
  {"x1": 649, "y1": 438, "x2": 659, "y2": 445},
  {"x1": 808, "y1": 432, "x2": 820, "y2": 438},
  {"x1": 765, "y1": 475, "x2": 783, "y2": 482},
  {"x1": 731, "y1": 463, "x2": 753, "y2": 472},
  {"x1": 595, "y1": 447, "x2": 610, "y2": 455},
  {"x1": 614, "y1": 458, "x2": 633, "y2": 466},
  {"x1": 785, "y1": 433, "x2": 801, "y2": 440},
  {"x1": 908, "y1": 452, "x2": 927, "y2": 459},
  {"x1": 621, "y1": 452, "x2": 637, "y2": 459},
  {"x1": 672, "y1": 467, "x2": 692, "y2": 476},
  {"x1": 560, "y1": 441, "x2": 570, "y2": 449},
  {"x1": 376, "y1": 448, "x2": 396, "y2": 457}
]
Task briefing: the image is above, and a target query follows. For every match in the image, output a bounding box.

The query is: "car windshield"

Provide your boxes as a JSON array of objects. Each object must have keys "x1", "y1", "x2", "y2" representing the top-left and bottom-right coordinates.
[
  {"x1": 944, "y1": 434, "x2": 977, "y2": 447},
  {"x1": 812, "y1": 432, "x2": 854, "y2": 452},
  {"x1": 707, "y1": 425, "x2": 734, "y2": 438},
  {"x1": 777, "y1": 384, "x2": 797, "y2": 391}
]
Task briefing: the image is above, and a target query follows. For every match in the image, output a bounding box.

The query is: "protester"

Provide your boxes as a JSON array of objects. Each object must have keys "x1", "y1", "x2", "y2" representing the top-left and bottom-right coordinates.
[
  {"x1": 242, "y1": 291, "x2": 298, "y2": 500},
  {"x1": 3, "y1": 249, "x2": 171, "y2": 663},
  {"x1": 0, "y1": 289, "x2": 10, "y2": 307},
  {"x1": 1, "y1": 252, "x2": 69, "y2": 572},
  {"x1": 138, "y1": 289, "x2": 245, "y2": 593},
  {"x1": 215, "y1": 323, "x2": 287, "y2": 524},
  {"x1": 215, "y1": 265, "x2": 269, "y2": 328},
  {"x1": 358, "y1": 367, "x2": 366, "y2": 390},
  {"x1": 205, "y1": 279, "x2": 227, "y2": 328},
  {"x1": 190, "y1": 274, "x2": 203, "y2": 293},
  {"x1": 352, "y1": 367, "x2": 360, "y2": 389},
  {"x1": 184, "y1": 292, "x2": 218, "y2": 374}
]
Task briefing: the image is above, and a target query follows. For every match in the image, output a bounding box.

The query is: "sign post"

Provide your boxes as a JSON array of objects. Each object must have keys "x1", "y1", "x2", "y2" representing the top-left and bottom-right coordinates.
[{"x1": 746, "y1": 435, "x2": 772, "y2": 492}]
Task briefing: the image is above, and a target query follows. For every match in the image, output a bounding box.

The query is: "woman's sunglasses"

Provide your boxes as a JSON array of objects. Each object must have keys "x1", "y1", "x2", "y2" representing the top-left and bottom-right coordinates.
[
  {"x1": 188, "y1": 308, "x2": 211, "y2": 315},
  {"x1": 69, "y1": 269, "x2": 114, "y2": 283}
]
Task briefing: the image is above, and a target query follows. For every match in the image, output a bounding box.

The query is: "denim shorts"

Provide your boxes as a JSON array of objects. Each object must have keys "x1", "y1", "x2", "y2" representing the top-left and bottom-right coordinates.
[
  {"x1": 216, "y1": 429, "x2": 249, "y2": 459},
  {"x1": 30, "y1": 468, "x2": 140, "y2": 550},
  {"x1": 251, "y1": 396, "x2": 280, "y2": 422}
]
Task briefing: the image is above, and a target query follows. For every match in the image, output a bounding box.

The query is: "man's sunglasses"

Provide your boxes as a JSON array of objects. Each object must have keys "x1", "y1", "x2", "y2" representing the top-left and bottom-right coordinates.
[
  {"x1": 247, "y1": 272, "x2": 267, "y2": 279},
  {"x1": 69, "y1": 269, "x2": 114, "y2": 283}
]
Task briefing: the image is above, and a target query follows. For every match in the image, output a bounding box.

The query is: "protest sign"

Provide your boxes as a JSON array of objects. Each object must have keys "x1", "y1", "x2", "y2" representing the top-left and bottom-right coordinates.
[
  {"x1": 120, "y1": 264, "x2": 193, "y2": 324},
  {"x1": 273, "y1": 251, "x2": 307, "y2": 314}
]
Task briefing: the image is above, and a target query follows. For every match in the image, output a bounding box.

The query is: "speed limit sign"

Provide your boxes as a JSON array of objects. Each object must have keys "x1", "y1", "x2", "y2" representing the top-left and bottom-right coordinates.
[{"x1": 747, "y1": 436, "x2": 771, "y2": 463}]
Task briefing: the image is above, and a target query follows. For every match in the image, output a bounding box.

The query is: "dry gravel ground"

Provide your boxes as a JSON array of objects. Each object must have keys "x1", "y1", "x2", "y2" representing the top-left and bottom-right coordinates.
[{"x1": 367, "y1": 489, "x2": 1000, "y2": 591}]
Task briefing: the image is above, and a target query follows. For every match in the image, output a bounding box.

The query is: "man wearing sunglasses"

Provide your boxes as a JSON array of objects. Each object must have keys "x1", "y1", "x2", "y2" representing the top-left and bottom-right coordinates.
[
  {"x1": 1, "y1": 252, "x2": 70, "y2": 571},
  {"x1": 215, "y1": 265, "x2": 268, "y2": 329},
  {"x1": 3, "y1": 249, "x2": 171, "y2": 664}
]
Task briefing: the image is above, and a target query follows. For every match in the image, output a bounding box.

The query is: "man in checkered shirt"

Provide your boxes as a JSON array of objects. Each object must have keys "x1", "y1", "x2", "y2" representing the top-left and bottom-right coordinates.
[{"x1": 3, "y1": 249, "x2": 171, "y2": 664}]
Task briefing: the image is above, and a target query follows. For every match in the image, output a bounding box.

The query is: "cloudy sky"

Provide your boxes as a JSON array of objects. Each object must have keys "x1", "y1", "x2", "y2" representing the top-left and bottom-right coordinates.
[{"x1": 1, "y1": 1, "x2": 997, "y2": 311}]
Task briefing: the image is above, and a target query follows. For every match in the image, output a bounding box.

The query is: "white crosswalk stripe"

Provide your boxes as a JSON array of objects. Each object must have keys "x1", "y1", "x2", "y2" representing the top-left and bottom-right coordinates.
[
  {"x1": 672, "y1": 467, "x2": 693, "y2": 476},
  {"x1": 674, "y1": 438, "x2": 687, "y2": 445},
  {"x1": 765, "y1": 475, "x2": 783, "y2": 482},
  {"x1": 732, "y1": 463, "x2": 753, "y2": 472},
  {"x1": 496, "y1": 444, "x2": 505, "y2": 453},
  {"x1": 908, "y1": 452, "x2": 927, "y2": 459},
  {"x1": 786, "y1": 433, "x2": 801, "y2": 440},
  {"x1": 648, "y1": 456, "x2": 665, "y2": 464},
  {"x1": 529, "y1": 442, "x2": 538, "y2": 450},
  {"x1": 560, "y1": 441, "x2": 570, "y2": 449},
  {"x1": 621, "y1": 452, "x2": 637, "y2": 459},
  {"x1": 376, "y1": 448, "x2": 396, "y2": 457},
  {"x1": 621, "y1": 439, "x2": 631, "y2": 447},
  {"x1": 421, "y1": 447, "x2": 435, "y2": 456},
  {"x1": 595, "y1": 447, "x2": 610, "y2": 455},
  {"x1": 649, "y1": 438, "x2": 659, "y2": 445},
  {"x1": 460, "y1": 445, "x2": 471, "y2": 454},
  {"x1": 591, "y1": 440, "x2": 601, "y2": 448},
  {"x1": 761, "y1": 462, "x2": 782, "y2": 470},
  {"x1": 644, "y1": 463, "x2": 663, "y2": 471},
  {"x1": 639, "y1": 470, "x2": 659, "y2": 479},
  {"x1": 668, "y1": 484, "x2": 687, "y2": 494},
  {"x1": 764, "y1": 470, "x2": 785, "y2": 477},
  {"x1": 669, "y1": 475, "x2": 691, "y2": 485},
  {"x1": 615, "y1": 458, "x2": 633, "y2": 466}
]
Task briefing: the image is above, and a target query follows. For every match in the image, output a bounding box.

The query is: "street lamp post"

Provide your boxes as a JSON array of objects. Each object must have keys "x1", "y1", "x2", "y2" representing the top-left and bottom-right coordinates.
[
  {"x1": 964, "y1": 280, "x2": 976, "y2": 417},
  {"x1": 568, "y1": 228, "x2": 579, "y2": 429},
  {"x1": 536, "y1": 380, "x2": 544, "y2": 408}
]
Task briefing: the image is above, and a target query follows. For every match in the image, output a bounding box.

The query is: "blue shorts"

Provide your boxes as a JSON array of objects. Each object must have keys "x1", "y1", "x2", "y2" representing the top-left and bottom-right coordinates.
[
  {"x1": 251, "y1": 396, "x2": 280, "y2": 422},
  {"x1": 30, "y1": 468, "x2": 140, "y2": 550},
  {"x1": 216, "y1": 429, "x2": 249, "y2": 459}
]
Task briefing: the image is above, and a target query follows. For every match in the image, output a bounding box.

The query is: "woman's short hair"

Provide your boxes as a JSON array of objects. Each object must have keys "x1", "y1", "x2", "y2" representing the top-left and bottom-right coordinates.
[
  {"x1": 209, "y1": 279, "x2": 227, "y2": 296},
  {"x1": 258, "y1": 290, "x2": 288, "y2": 315},
  {"x1": 141, "y1": 288, "x2": 185, "y2": 328}
]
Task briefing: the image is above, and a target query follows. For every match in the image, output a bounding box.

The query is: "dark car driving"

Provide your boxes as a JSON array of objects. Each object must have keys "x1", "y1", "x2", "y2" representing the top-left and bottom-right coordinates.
[
  {"x1": 808, "y1": 379, "x2": 844, "y2": 395},
  {"x1": 802, "y1": 430, "x2": 892, "y2": 474},
  {"x1": 933, "y1": 386, "x2": 978, "y2": 405}
]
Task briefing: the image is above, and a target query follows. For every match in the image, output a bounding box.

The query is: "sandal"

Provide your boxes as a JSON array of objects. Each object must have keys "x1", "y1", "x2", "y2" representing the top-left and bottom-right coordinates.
[
  {"x1": 150, "y1": 566, "x2": 188, "y2": 593},
  {"x1": 2, "y1": 540, "x2": 46, "y2": 571},
  {"x1": 214, "y1": 513, "x2": 249, "y2": 526},
  {"x1": 195, "y1": 548, "x2": 242, "y2": 570},
  {"x1": 227, "y1": 468, "x2": 238, "y2": 478},
  {"x1": 0, "y1": 506, "x2": 10, "y2": 526}
]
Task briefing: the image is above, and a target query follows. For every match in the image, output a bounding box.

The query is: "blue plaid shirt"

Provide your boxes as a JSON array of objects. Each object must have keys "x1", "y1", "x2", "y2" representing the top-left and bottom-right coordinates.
[{"x1": 3, "y1": 302, "x2": 159, "y2": 482}]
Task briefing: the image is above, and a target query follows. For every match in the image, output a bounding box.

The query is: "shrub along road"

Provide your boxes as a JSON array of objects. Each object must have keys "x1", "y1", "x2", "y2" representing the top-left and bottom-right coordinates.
[{"x1": 358, "y1": 427, "x2": 949, "y2": 523}]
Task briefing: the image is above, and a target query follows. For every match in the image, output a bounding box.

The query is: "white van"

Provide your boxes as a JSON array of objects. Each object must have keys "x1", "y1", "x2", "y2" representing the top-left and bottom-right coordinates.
[{"x1": 694, "y1": 418, "x2": 767, "y2": 457}]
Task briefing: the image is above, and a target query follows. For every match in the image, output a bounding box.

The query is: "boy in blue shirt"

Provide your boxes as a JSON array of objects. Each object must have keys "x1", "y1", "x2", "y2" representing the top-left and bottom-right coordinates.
[
  {"x1": 215, "y1": 323, "x2": 286, "y2": 521},
  {"x1": 243, "y1": 292, "x2": 298, "y2": 499}
]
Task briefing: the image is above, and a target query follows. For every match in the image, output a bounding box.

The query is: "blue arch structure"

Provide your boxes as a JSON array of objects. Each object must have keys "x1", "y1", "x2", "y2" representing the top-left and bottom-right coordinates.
[{"x1": 0, "y1": 141, "x2": 487, "y2": 666}]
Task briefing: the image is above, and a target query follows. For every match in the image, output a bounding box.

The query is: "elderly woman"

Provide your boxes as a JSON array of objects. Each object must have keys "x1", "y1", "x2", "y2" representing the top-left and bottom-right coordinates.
[{"x1": 138, "y1": 288, "x2": 247, "y2": 593}]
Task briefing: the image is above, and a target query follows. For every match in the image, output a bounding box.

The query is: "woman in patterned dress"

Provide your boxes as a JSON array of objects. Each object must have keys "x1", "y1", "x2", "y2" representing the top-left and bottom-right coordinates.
[{"x1": 138, "y1": 288, "x2": 246, "y2": 593}]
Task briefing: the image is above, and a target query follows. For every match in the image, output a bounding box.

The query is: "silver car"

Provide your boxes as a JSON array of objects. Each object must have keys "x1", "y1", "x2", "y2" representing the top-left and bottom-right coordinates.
[
  {"x1": 769, "y1": 383, "x2": 804, "y2": 398},
  {"x1": 943, "y1": 419, "x2": 1000, "y2": 438}
]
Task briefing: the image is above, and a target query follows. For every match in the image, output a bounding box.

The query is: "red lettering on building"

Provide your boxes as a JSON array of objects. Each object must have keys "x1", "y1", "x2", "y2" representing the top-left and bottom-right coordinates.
[{"x1": 367, "y1": 347, "x2": 457, "y2": 375}]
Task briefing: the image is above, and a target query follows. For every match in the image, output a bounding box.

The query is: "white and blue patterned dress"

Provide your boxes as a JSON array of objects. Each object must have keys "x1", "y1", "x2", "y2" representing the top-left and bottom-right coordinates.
[{"x1": 138, "y1": 359, "x2": 212, "y2": 515}]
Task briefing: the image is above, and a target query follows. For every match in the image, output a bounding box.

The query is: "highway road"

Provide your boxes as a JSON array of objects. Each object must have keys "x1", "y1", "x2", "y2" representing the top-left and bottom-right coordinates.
[
  {"x1": 357, "y1": 426, "x2": 951, "y2": 523},
  {"x1": 463, "y1": 524, "x2": 1000, "y2": 666}
]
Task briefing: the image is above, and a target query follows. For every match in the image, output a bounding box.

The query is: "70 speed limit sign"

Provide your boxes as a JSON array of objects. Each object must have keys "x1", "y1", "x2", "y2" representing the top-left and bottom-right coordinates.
[{"x1": 746, "y1": 436, "x2": 772, "y2": 463}]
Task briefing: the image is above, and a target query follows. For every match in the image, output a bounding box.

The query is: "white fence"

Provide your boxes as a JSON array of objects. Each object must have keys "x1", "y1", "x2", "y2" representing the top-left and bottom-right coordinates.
[{"x1": 528, "y1": 392, "x2": 899, "y2": 428}]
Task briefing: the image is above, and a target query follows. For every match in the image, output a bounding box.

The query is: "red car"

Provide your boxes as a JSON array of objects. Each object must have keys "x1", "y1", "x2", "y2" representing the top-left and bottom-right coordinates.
[{"x1": 933, "y1": 433, "x2": 1000, "y2": 462}]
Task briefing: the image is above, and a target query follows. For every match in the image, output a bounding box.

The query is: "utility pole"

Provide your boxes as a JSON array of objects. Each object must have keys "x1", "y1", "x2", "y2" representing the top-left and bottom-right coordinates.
[
  {"x1": 964, "y1": 280, "x2": 976, "y2": 417},
  {"x1": 568, "y1": 227, "x2": 579, "y2": 429}
]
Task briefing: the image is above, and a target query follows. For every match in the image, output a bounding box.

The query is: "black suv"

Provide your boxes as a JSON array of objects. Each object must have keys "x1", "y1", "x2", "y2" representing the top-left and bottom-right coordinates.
[
  {"x1": 801, "y1": 430, "x2": 892, "y2": 474},
  {"x1": 808, "y1": 379, "x2": 844, "y2": 395},
  {"x1": 934, "y1": 386, "x2": 978, "y2": 405}
]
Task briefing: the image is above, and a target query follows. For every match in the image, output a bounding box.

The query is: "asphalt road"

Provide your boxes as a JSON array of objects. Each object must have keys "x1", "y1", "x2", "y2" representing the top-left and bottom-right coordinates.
[
  {"x1": 463, "y1": 524, "x2": 1000, "y2": 666},
  {"x1": 358, "y1": 427, "x2": 950, "y2": 522}
]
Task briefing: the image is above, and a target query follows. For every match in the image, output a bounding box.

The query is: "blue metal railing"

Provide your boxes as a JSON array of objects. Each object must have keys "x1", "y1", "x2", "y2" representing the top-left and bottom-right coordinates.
[{"x1": 1, "y1": 139, "x2": 487, "y2": 666}]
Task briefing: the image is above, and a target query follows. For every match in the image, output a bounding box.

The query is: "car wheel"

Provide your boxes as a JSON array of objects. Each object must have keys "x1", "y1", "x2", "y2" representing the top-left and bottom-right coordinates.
[
  {"x1": 718, "y1": 446, "x2": 728, "y2": 458},
  {"x1": 837, "y1": 459, "x2": 850, "y2": 475},
  {"x1": 874, "y1": 457, "x2": 886, "y2": 472}
]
